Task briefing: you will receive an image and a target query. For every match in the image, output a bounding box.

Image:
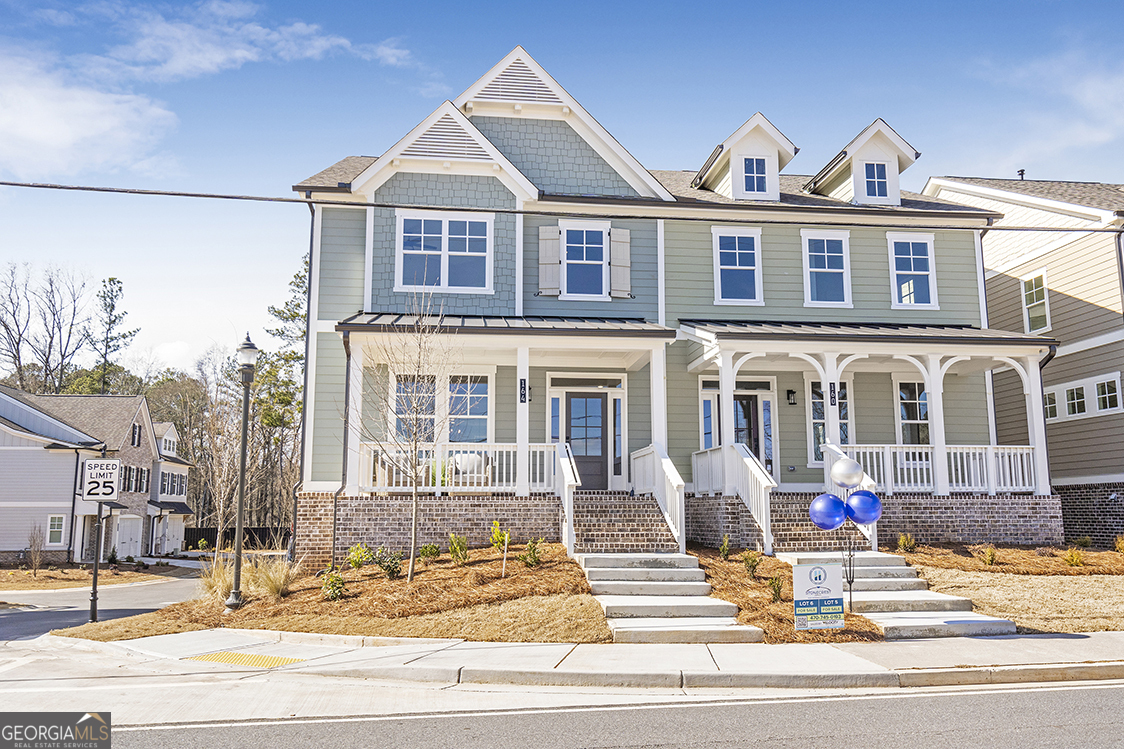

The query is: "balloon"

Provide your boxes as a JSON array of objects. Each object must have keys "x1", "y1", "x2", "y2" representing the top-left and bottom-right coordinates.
[
  {"x1": 809, "y1": 493, "x2": 846, "y2": 531},
  {"x1": 829, "y1": 458, "x2": 864, "y2": 490},
  {"x1": 845, "y1": 490, "x2": 883, "y2": 525}
]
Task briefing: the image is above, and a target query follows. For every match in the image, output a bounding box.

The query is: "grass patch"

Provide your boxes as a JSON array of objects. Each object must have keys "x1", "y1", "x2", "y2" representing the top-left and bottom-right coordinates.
[
  {"x1": 896, "y1": 543, "x2": 1124, "y2": 575},
  {"x1": 689, "y1": 545, "x2": 883, "y2": 644},
  {"x1": 0, "y1": 563, "x2": 194, "y2": 591}
]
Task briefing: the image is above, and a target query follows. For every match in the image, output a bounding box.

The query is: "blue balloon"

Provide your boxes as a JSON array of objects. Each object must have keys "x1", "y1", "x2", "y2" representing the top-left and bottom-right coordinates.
[
  {"x1": 809, "y1": 493, "x2": 846, "y2": 531},
  {"x1": 845, "y1": 490, "x2": 883, "y2": 525}
]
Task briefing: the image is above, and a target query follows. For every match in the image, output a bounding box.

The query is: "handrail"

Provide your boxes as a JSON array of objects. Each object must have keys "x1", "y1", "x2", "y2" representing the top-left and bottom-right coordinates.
[
  {"x1": 822, "y1": 442, "x2": 878, "y2": 551},
  {"x1": 631, "y1": 443, "x2": 686, "y2": 553},
  {"x1": 730, "y1": 443, "x2": 777, "y2": 554},
  {"x1": 556, "y1": 442, "x2": 580, "y2": 555}
]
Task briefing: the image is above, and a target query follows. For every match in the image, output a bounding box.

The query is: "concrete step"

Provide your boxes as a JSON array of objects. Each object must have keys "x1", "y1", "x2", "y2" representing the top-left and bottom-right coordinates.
[
  {"x1": 844, "y1": 577, "x2": 929, "y2": 592},
  {"x1": 584, "y1": 567, "x2": 706, "y2": 582},
  {"x1": 863, "y1": 611, "x2": 1017, "y2": 639},
  {"x1": 776, "y1": 551, "x2": 907, "y2": 567},
  {"x1": 845, "y1": 590, "x2": 974, "y2": 614},
  {"x1": 596, "y1": 594, "x2": 738, "y2": 619},
  {"x1": 848, "y1": 566, "x2": 919, "y2": 579},
  {"x1": 589, "y1": 581, "x2": 713, "y2": 596},
  {"x1": 607, "y1": 617, "x2": 764, "y2": 644},
  {"x1": 576, "y1": 553, "x2": 698, "y2": 570}
]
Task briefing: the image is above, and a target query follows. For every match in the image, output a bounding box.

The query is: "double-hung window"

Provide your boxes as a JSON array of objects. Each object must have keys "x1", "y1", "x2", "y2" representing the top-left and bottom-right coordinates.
[
  {"x1": 897, "y1": 382, "x2": 930, "y2": 444},
  {"x1": 807, "y1": 379, "x2": 851, "y2": 463},
  {"x1": 47, "y1": 515, "x2": 64, "y2": 545},
  {"x1": 801, "y1": 229, "x2": 851, "y2": 307},
  {"x1": 559, "y1": 220, "x2": 610, "y2": 300},
  {"x1": 1021, "y1": 272, "x2": 1050, "y2": 332},
  {"x1": 396, "y1": 211, "x2": 494, "y2": 293},
  {"x1": 712, "y1": 227, "x2": 763, "y2": 305},
  {"x1": 744, "y1": 158, "x2": 766, "y2": 194},
  {"x1": 865, "y1": 162, "x2": 888, "y2": 197},
  {"x1": 395, "y1": 375, "x2": 437, "y2": 442},
  {"x1": 449, "y1": 376, "x2": 488, "y2": 443},
  {"x1": 887, "y1": 233, "x2": 937, "y2": 309}
]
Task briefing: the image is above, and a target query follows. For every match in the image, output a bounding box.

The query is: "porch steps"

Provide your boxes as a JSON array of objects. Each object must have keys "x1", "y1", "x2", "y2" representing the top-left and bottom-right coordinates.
[
  {"x1": 577, "y1": 553, "x2": 764, "y2": 644},
  {"x1": 571, "y1": 494, "x2": 680, "y2": 555},
  {"x1": 776, "y1": 551, "x2": 1016, "y2": 639}
]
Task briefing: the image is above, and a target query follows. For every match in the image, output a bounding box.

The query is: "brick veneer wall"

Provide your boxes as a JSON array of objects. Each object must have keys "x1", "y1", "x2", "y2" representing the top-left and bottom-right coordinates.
[
  {"x1": 572, "y1": 493, "x2": 678, "y2": 554},
  {"x1": 1054, "y1": 482, "x2": 1124, "y2": 548},
  {"x1": 294, "y1": 492, "x2": 562, "y2": 569},
  {"x1": 0, "y1": 550, "x2": 69, "y2": 566}
]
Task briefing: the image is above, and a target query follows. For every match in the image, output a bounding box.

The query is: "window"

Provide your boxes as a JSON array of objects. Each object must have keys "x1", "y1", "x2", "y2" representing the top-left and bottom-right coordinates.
[
  {"x1": 865, "y1": 162, "x2": 888, "y2": 197},
  {"x1": 449, "y1": 376, "x2": 488, "y2": 443},
  {"x1": 743, "y1": 157, "x2": 766, "y2": 194},
  {"x1": 179, "y1": 475, "x2": 186, "y2": 495},
  {"x1": 887, "y1": 233, "x2": 937, "y2": 308},
  {"x1": 1022, "y1": 272, "x2": 1050, "y2": 332},
  {"x1": 394, "y1": 375, "x2": 436, "y2": 442},
  {"x1": 712, "y1": 228, "x2": 763, "y2": 304},
  {"x1": 161, "y1": 472, "x2": 168, "y2": 494},
  {"x1": 613, "y1": 398, "x2": 623, "y2": 476},
  {"x1": 1098, "y1": 380, "x2": 1120, "y2": 411},
  {"x1": 801, "y1": 230, "x2": 851, "y2": 307},
  {"x1": 1044, "y1": 392, "x2": 1057, "y2": 419},
  {"x1": 898, "y1": 382, "x2": 930, "y2": 445},
  {"x1": 550, "y1": 397, "x2": 560, "y2": 443},
  {"x1": 47, "y1": 515, "x2": 64, "y2": 545},
  {"x1": 395, "y1": 211, "x2": 494, "y2": 293},
  {"x1": 1066, "y1": 387, "x2": 1086, "y2": 416},
  {"x1": 701, "y1": 397, "x2": 716, "y2": 450},
  {"x1": 560, "y1": 220, "x2": 610, "y2": 299},
  {"x1": 808, "y1": 380, "x2": 851, "y2": 463},
  {"x1": 130, "y1": 423, "x2": 140, "y2": 447}
]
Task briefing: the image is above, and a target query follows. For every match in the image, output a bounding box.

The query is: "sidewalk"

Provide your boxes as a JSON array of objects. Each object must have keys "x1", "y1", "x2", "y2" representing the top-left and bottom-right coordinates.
[{"x1": 39, "y1": 628, "x2": 1124, "y2": 690}]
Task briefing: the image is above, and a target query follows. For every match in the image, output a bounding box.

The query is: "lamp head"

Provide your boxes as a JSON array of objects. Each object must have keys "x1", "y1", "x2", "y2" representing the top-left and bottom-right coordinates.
[{"x1": 236, "y1": 334, "x2": 259, "y2": 369}]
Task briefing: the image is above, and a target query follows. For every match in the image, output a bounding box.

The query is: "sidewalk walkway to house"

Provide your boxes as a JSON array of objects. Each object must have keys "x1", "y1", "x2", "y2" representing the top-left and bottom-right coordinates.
[{"x1": 36, "y1": 628, "x2": 1124, "y2": 690}]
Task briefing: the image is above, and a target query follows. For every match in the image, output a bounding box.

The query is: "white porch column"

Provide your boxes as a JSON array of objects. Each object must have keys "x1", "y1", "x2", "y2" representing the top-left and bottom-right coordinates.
[
  {"x1": 822, "y1": 353, "x2": 841, "y2": 451},
  {"x1": 650, "y1": 343, "x2": 668, "y2": 453},
  {"x1": 345, "y1": 343, "x2": 364, "y2": 495},
  {"x1": 719, "y1": 349, "x2": 736, "y2": 496},
  {"x1": 926, "y1": 354, "x2": 950, "y2": 495},
  {"x1": 515, "y1": 346, "x2": 530, "y2": 496},
  {"x1": 1024, "y1": 355, "x2": 1052, "y2": 495}
]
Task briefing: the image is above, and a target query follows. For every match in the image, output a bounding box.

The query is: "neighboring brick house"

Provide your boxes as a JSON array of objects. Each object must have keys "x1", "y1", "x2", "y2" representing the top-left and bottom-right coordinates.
[
  {"x1": 291, "y1": 47, "x2": 1060, "y2": 568},
  {"x1": 0, "y1": 385, "x2": 194, "y2": 563}
]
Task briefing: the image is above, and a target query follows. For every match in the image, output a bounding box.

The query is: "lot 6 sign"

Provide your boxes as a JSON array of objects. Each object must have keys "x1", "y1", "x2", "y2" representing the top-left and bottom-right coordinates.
[
  {"x1": 83, "y1": 459, "x2": 121, "y2": 501},
  {"x1": 793, "y1": 562, "x2": 844, "y2": 630}
]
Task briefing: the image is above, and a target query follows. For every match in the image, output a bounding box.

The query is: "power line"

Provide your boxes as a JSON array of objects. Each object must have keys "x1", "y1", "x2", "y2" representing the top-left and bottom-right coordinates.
[{"x1": 1, "y1": 179, "x2": 1121, "y2": 233}]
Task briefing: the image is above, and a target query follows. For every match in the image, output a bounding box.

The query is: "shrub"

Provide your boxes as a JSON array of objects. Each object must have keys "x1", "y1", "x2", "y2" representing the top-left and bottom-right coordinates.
[
  {"x1": 518, "y1": 537, "x2": 543, "y2": 568},
  {"x1": 897, "y1": 533, "x2": 917, "y2": 553},
  {"x1": 199, "y1": 557, "x2": 234, "y2": 601},
  {"x1": 125, "y1": 555, "x2": 135, "y2": 563},
  {"x1": 346, "y1": 543, "x2": 374, "y2": 570},
  {"x1": 768, "y1": 575, "x2": 783, "y2": 603},
  {"x1": 449, "y1": 532, "x2": 469, "y2": 566},
  {"x1": 419, "y1": 543, "x2": 440, "y2": 562},
  {"x1": 1115, "y1": 535, "x2": 1124, "y2": 555},
  {"x1": 1074, "y1": 536, "x2": 1092, "y2": 548},
  {"x1": 1064, "y1": 548, "x2": 1085, "y2": 567},
  {"x1": 719, "y1": 535, "x2": 730, "y2": 561},
  {"x1": 106, "y1": 546, "x2": 118, "y2": 566},
  {"x1": 971, "y1": 544, "x2": 998, "y2": 566},
  {"x1": 248, "y1": 556, "x2": 302, "y2": 600},
  {"x1": 742, "y1": 550, "x2": 761, "y2": 578},
  {"x1": 372, "y1": 547, "x2": 403, "y2": 579},
  {"x1": 490, "y1": 521, "x2": 510, "y2": 552},
  {"x1": 321, "y1": 570, "x2": 346, "y2": 600},
  {"x1": 27, "y1": 525, "x2": 44, "y2": 578},
  {"x1": 197, "y1": 538, "x2": 209, "y2": 552}
]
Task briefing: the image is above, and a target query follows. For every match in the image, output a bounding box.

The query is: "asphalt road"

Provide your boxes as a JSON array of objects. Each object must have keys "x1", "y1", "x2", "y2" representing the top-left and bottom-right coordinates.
[
  {"x1": 113, "y1": 682, "x2": 1124, "y2": 749},
  {"x1": 0, "y1": 575, "x2": 199, "y2": 639}
]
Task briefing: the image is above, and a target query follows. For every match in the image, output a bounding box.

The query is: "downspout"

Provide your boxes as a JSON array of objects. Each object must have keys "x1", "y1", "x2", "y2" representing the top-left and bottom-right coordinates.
[
  {"x1": 289, "y1": 196, "x2": 316, "y2": 562},
  {"x1": 1038, "y1": 343, "x2": 1057, "y2": 489},
  {"x1": 1115, "y1": 228, "x2": 1124, "y2": 325},
  {"x1": 330, "y1": 329, "x2": 353, "y2": 572},
  {"x1": 67, "y1": 448, "x2": 80, "y2": 563}
]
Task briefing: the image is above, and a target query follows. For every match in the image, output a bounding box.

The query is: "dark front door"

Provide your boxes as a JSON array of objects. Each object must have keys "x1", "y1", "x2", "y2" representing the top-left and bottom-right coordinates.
[
  {"x1": 566, "y1": 393, "x2": 608, "y2": 490},
  {"x1": 734, "y1": 394, "x2": 760, "y2": 460}
]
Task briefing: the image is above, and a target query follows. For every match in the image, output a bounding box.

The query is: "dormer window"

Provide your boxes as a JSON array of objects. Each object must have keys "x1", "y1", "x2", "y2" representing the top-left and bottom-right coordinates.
[
  {"x1": 732, "y1": 153, "x2": 779, "y2": 201},
  {"x1": 744, "y1": 158, "x2": 766, "y2": 194},
  {"x1": 865, "y1": 162, "x2": 888, "y2": 198}
]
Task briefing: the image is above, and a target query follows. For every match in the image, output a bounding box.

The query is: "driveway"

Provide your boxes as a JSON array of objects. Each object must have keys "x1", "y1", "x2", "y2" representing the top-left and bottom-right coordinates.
[{"x1": 0, "y1": 575, "x2": 199, "y2": 641}]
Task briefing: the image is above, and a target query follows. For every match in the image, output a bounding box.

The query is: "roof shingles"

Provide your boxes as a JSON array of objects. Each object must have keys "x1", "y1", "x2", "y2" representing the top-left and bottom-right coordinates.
[{"x1": 939, "y1": 177, "x2": 1124, "y2": 213}]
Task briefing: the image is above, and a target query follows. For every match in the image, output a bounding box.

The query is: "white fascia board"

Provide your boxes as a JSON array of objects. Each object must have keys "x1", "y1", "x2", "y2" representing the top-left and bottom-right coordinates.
[
  {"x1": 922, "y1": 177, "x2": 1117, "y2": 224},
  {"x1": 0, "y1": 392, "x2": 98, "y2": 446},
  {"x1": 453, "y1": 46, "x2": 675, "y2": 202},
  {"x1": 350, "y1": 101, "x2": 538, "y2": 202},
  {"x1": 0, "y1": 420, "x2": 90, "y2": 449}
]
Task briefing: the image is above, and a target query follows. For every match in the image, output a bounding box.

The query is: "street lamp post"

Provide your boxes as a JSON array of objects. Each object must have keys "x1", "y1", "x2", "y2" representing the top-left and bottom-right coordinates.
[{"x1": 225, "y1": 334, "x2": 259, "y2": 612}]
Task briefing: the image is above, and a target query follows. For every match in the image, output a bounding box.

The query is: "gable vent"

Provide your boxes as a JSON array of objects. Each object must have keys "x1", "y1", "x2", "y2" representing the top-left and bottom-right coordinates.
[
  {"x1": 475, "y1": 59, "x2": 564, "y2": 104},
  {"x1": 400, "y1": 114, "x2": 493, "y2": 161}
]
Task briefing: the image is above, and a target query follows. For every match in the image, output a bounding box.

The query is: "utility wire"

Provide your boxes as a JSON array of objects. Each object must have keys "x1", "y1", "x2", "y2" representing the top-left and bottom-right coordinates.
[{"x1": 1, "y1": 179, "x2": 1121, "y2": 233}]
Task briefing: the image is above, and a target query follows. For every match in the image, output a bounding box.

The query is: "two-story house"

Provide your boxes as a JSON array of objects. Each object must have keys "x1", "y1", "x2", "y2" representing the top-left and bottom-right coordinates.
[
  {"x1": 923, "y1": 176, "x2": 1124, "y2": 547},
  {"x1": 0, "y1": 385, "x2": 194, "y2": 563},
  {"x1": 150, "y1": 422, "x2": 193, "y2": 555},
  {"x1": 291, "y1": 48, "x2": 1061, "y2": 568}
]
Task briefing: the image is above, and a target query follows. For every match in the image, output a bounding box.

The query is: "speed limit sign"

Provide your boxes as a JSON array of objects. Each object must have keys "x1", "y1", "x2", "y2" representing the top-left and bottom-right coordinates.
[{"x1": 83, "y1": 459, "x2": 122, "y2": 501}]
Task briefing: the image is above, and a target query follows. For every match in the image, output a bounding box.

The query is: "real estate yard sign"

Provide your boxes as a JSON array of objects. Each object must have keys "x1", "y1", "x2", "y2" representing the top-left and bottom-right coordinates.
[
  {"x1": 793, "y1": 562, "x2": 844, "y2": 630},
  {"x1": 82, "y1": 459, "x2": 121, "y2": 502}
]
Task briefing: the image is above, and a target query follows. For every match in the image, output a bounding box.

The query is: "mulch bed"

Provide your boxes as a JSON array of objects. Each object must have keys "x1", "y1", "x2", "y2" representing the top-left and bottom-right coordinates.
[
  {"x1": 894, "y1": 543, "x2": 1124, "y2": 575},
  {"x1": 0, "y1": 563, "x2": 194, "y2": 591},
  {"x1": 689, "y1": 545, "x2": 883, "y2": 644}
]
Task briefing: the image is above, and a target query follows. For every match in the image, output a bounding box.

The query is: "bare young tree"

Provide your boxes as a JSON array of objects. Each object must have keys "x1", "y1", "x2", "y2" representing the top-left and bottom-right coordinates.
[
  {"x1": 358, "y1": 295, "x2": 461, "y2": 582},
  {"x1": 27, "y1": 524, "x2": 44, "y2": 578},
  {"x1": 29, "y1": 267, "x2": 89, "y2": 394},
  {"x1": 0, "y1": 263, "x2": 34, "y2": 391}
]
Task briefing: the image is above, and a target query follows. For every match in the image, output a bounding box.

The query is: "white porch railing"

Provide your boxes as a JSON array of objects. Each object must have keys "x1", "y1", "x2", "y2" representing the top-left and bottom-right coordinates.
[
  {"x1": 823, "y1": 442, "x2": 879, "y2": 550},
  {"x1": 690, "y1": 445, "x2": 726, "y2": 495},
  {"x1": 632, "y1": 444, "x2": 686, "y2": 553},
  {"x1": 359, "y1": 443, "x2": 556, "y2": 493},
  {"x1": 839, "y1": 444, "x2": 1037, "y2": 495},
  {"x1": 691, "y1": 444, "x2": 778, "y2": 554},
  {"x1": 557, "y1": 442, "x2": 580, "y2": 555}
]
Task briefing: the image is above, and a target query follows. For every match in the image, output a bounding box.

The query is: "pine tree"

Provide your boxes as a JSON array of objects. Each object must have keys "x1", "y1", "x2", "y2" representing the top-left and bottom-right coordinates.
[{"x1": 87, "y1": 278, "x2": 139, "y2": 394}]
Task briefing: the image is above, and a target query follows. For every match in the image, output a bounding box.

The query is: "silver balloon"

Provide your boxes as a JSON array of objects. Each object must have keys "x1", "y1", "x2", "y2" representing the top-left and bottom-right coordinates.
[{"x1": 830, "y1": 458, "x2": 865, "y2": 489}]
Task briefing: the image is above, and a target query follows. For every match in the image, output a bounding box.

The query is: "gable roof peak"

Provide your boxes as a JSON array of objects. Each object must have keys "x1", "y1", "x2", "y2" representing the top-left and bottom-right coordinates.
[{"x1": 803, "y1": 118, "x2": 920, "y2": 194}]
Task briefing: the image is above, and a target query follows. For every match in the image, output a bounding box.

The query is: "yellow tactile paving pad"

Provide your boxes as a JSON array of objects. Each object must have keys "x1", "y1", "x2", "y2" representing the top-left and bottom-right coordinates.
[{"x1": 185, "y1": 651, "x2": 306, "y2": 668}]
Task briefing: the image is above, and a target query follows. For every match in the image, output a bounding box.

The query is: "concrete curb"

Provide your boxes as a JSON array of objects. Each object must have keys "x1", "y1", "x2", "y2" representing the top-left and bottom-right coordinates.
[
  {"x1": 896, "y1": 660, "x2": 1124, "y2": 687},
  {"x1": 220, "y1": 627, "x2": 461, "y2": 649}
]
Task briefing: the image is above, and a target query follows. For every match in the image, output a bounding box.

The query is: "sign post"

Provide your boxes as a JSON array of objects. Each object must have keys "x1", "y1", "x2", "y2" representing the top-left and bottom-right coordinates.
[
  {"x1": 83, "y1": 459, "x2": 121, "y2": 623},
  {"x1": 793, "y1": 562, "x2": 844, "y2": 631}
]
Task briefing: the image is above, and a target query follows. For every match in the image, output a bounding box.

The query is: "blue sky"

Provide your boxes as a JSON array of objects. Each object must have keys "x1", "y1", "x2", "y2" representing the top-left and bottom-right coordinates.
[{"x1": 2, "y1": 0, "x2": 1123, "y2": 370}]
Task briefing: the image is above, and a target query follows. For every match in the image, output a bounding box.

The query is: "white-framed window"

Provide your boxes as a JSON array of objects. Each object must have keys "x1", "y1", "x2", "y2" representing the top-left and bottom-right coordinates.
[
  {"x1": 801, "y1": 229, "x2": 852, "y2": 307},
  {"x1": 805, "y1": 376, "x2": 853, "y2": 465},
  {"x1": 1097, "y1": 380, "x2": 1120, "y2": 411},
  {"x1": 1021, "y1": 271, "x2": 1050, "y2": 333},
  {"x1": 394, "y1": 374, "x2": 437, "y2": 442},
  {"x1": 449, "y1": 375, "x2": 488, "y2": 443},
  {"x1": 394, "y1": 210, "x2": 494, "y2": 294},
  {"x1": 1045, "y1": 372, "x2": 1122, "y2": 422},
  {"x1": 559, "y1": 219, "x2": 611, "y2": 300},
  {"x1": 1066, "y1": 386, "x2": 1086, "y2": 416},
  {"x1": 743, "y1": 157, "x2": 766, "y2": 194},
  {"x1": 130, "y1": 423, "x2": 141, "y2": 447},
  {"x1": 47, "y1": 515, "x2": 64, "y2": 545},
  {"x1": 864, "y1": 162, "x2": 889, "y2": 198},
  {"x1": 886, "y1": 233, "x2": 938, "y2": 309},
  {"x1": 896, "y1": 381, "x2": 930, "y2": 445},
  {"x1": 391, "y1": 371, "x2": 494, "y2": 443},
  {"x1": 1044, "y1": 392, "x2": 1058, "y2": 420},
  {"x1": 712, "y1": 227, "x2": 764, "y2": 305}
]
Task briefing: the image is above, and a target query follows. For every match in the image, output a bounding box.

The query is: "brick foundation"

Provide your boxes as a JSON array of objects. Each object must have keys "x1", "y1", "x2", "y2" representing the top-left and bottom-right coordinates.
[
  {"x1": 0, "y1": 550, "x2": 70, "y2": 566},
  {"x1": 572, "y1": 492, "x2": 679, "y2": 553},
  {"x1": 1054, "y1": 482, "x2": 1124, "y2": 549}
]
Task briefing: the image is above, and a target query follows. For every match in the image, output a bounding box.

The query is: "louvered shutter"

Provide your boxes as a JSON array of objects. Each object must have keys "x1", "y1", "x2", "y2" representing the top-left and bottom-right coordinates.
[
  {"x1": 538, "y1": 225, "x2": 561, "y2": 296},
  {"x1": 609, "y1": 227, "x2": 631, "y2": 299}
]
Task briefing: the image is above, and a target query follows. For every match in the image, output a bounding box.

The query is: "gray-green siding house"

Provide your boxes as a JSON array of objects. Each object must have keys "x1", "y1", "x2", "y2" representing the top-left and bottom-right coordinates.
[{"x1": 292, "y1": 47, "x2": 1060, "y2": 566}]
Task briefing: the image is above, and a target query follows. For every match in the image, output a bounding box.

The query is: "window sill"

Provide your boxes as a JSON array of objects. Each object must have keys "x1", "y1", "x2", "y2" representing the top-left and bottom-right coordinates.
[
  {"x1": 1026, "y1": 325, "x2": 1052, "y2": 335},
  {"x1": 713, "y1": 298, "x2": 765, "y2": 307},
  {"x1": 394, "y1": 285, "x2": 494, "y2": 295},
  {"x1": 559, "y1": 293, "x2": 611, "y2": 302},
  {"x1": 890, "y1": 303, "x2": 941, "y2": 311},
  {"x1": 803, "y1": 301, "x2": 854, "y2": 309}
]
